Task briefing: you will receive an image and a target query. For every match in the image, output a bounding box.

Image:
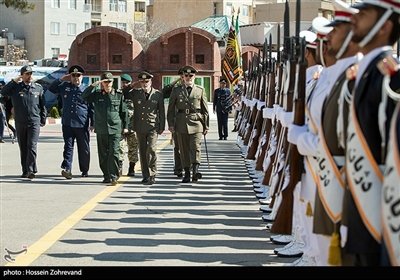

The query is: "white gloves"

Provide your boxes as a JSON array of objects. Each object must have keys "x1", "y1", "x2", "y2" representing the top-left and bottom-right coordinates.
[
  {"x1": 287, "y1": 123, "x2": 308, "y2": 145},
  {"x1": 340, "y1": 225, "x2": 348, "y2": 248},
  {"x1": 280, "y1": 111, "x2": 293, "y2": 128}
]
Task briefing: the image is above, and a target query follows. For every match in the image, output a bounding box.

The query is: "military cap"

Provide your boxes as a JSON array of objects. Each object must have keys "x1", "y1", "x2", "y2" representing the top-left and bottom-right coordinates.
[
  {"x1": 120, "y1": 74, "x2": 132, "y2": 82},
  {"x1": 325, "y1": 0, "x2": 358, "y2": 27},
  {"x1": 353, "y1": 0, "x2": 400, "y2": 15},
  {"x1": 312, "y1": 17, "x2": 333, "y2": 41},
  {"x1": 68, "y1": 65, "x2": 85, "y2": 74},
  {"x1": 219, "y1": 78, "x2": 227, "y2": 83},
  {"x1": 0, "y1": 80, "x2": 5, "y2": 86},
  {"x1": 299, "y1": 30, "x2": 317, "y2": 49},
  {"x1": 20, "y1": 65, "x2": 33, "y2": 75},
  {"x1": 181, "y1": 65, "x2": 197, "y2": 76},
  {"x1": 101, "y1": 72, "x2": 114, "y2": 81},
  {"x1": 138, "y1": 71, "x2": 153, "y2": 81},
  {"x1": 178, "y1": 67, "x2": 184, "y2": 75}
]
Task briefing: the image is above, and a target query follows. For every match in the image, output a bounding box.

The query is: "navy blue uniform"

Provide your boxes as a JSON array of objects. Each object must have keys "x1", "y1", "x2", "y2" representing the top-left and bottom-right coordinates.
[
  {"x1": 49, "y1": 79, "x2": 94, "y2": 174},
  {"x1": 1, "y1": 80, "x2": 46, "y2": 176},
  {"x1": 213, "y1": 87, "x2": 231, "y2": 140}
]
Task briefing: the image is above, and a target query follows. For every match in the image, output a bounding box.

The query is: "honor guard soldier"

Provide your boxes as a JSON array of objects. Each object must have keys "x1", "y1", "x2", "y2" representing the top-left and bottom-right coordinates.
[
  {"x1": 213, "y1": 77, "x2": 232, "y2": 140},
  {"x1": 167, "y1": 65, "x2": 209, "y2": 183},
  {"x1": 123, "y1": 71, "x2": 165, "y2": 185},
  {"x1": 162, "y1": 67, "x2": 184, "y2": 177},
  {"x1": 343, "y1": 0, "x2": 400, "y2": 266},
  {"x1": 49, "y1": 65, "x2": 95, "y2": 179},
  {"x1": 82, "y1": 72, "x2": 129, "y2": 186},
  {"x1": 0, "y1": 65, "x2": 47, "y2": 179},
  {"x1": 119, "y1": 73, "x2": 139, "y2": 177}
]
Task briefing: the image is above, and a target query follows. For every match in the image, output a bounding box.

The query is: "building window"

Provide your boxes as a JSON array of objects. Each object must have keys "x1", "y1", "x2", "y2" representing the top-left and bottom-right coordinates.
[
  {"x1": 135, "y1": 1, "x2": 145, "y2": 12},
  {"x1": 51, "y1": 22, "x2": 60, "y2": 35},
  {"x1": 118, "y1": 23, "x2": 126, "y2": 31},
  {"x1": 51, "y1": 48, "x2": 60, "y2": 58},
  {"x1": 87, "y1": 54, "x2": 97, "y2": 64},
  {"x1": 67, "y1": 23, "x2": 77, "y2": 36},
  {"x1": 68, "y1": 0, "x2": 77, "y2": 9},
  {"x1": 51, "y1": 0, "x2": 60, "y2": 8},
  {"x1": 226, "y1": 2, "x2": 232, "y2": 16},
  {"x1": 113, "y1": 54, "x2": 122, "y2": 64},
  {"x1": 110, "y1": 0, "x2": 117, "y2": 11},
  {"x1": 85, "y1": 22, "x2": 91, "y2": 30},
  {"x1": 195, "y1": 55, "x2": 205, "y2": 64},
  {"x1": 170, "y1": 55, "x2": 179, "y2": 64},
  {"x1": 118, "y1": 0, "x2": 127, "y2": 12},
  {"x1": 109, "y1": 22, "x2": 118, "y2": 28},
  {"x1": 242, "y1": 5, "x2": 248, "y2": 16}
]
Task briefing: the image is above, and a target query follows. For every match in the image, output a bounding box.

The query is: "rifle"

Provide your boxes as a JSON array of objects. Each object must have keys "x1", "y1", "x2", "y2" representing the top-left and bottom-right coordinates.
[
  {"x1": 237, "y1": 57, "x2": 255, "y2": 138},
  {"x1": 271, "y1": 0, "x2": 305, "y2": 235},
  {"x1": 247, "y1": 39, "x2": 268, "y2": 159}
]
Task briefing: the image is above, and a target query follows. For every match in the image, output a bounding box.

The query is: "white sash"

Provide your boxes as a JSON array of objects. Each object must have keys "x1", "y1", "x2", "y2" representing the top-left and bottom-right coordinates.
[
  {"x1": 316, "y1": 127, "x2": 345, "y2": 222},
  {"x1": 381, "y1": 104, "x2": 400, "y2": 266},
  {"x1": 305, "y1": 106, "x2": 319, "y2": 184},
  {"x1": 346, "y1": 100, "x2": 383, "y2": 243}
]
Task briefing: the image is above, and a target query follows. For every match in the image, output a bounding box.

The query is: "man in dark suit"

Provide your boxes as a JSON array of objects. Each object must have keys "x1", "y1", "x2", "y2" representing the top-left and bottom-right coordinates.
[
  {"x1": 343, "y1": 0, "x2": 400, "y2": 266},
  {"x1": 213, "y1": 78, "x2": 231, "y2": 140},
  {"x1": 123, "y1": 71, "x2": 165, "y2": 185},
  {"x1": 167, "y1": 65, "x2": 209, "y2": 183},
  {"x1": 49, "y1": 65, "x2": 94, "y2": 179}
]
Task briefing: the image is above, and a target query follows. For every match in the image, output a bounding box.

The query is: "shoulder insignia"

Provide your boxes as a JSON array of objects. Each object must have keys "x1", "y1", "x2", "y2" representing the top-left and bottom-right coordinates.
[
  {"x1": 116, "y1": 89, "x2": 123, "y2": 93},
  {"x1": 313, "y1": 70, "x2": 320, "y2": 80},
  {"x1": 377, "y1": 55, "x2": 399, "y2": 76},
  {"x1": 346, "y1": 64, "x2": 358, "y2": 81}
]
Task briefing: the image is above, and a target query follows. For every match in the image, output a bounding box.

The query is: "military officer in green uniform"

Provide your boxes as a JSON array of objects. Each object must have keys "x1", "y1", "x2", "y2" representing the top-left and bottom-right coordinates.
[
  {"x1": 167, "y1": 65, "x2": 209, "y2": 183},
  {"x1": 82, "y1": 72, "x2": 129, "y2": 185},
  {"x1": 118, "y1": 73, "x2": 139, "y2": 177},
  {"x1": 123, "y1": 71, "x2": 165, "y2": 185}
]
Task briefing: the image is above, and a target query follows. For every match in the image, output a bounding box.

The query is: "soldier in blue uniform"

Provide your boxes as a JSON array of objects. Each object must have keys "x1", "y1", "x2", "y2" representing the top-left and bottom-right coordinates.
[
  {"x1": 213, "y1": 78, "x2": 231, "y2": 140},
  {"x1": 82, "y1": 72, "x2": 129, "y2": 186},
  {"x1": 48, "y1": 65, "x2": 95, "y2": 179},
  {"x1": 0, "y1": 66, "x2": 47, "y2": 179}
]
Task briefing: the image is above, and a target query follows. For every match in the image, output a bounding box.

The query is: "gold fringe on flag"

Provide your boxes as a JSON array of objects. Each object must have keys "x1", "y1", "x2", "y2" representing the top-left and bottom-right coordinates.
[{"x1": 328, "y1": 232, "x2": 342, "y2": 266}]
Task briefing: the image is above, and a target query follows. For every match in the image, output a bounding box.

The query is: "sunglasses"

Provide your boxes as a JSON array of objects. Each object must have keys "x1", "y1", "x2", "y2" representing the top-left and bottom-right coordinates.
[
  {"x1": 103, "y1": 80, "x2": 112, "y2": 83},
  {"x1": 71, "y1": 74, "x2": 82, "y2": 77},
  {"x1": 140, "y1": 80, "x2": 150, "y2": 83},
  {"x1": 184, "y1": 74, "x2": 194, "y2": 77}
]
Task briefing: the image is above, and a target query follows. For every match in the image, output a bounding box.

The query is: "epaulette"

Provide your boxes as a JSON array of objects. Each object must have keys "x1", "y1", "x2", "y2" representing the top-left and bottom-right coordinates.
[
  {"x1": 116, "y1": 89, "x2": 123, "y2": 94},
  {"x1": 346, "y1": 64, "x2": 358, "y2": 81},
  {"x1": 377, "y1": 55, "x2": 399, "y2": 76},
  {"x1": 34, "y1": 82, "x2": 42, "y2": 87}
]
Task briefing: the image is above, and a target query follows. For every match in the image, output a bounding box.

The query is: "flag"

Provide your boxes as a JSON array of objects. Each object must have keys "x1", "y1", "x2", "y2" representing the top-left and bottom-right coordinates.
[
  {"x1": 235, "y1": 8, "x2": 243, "y2": 74},
  {"x1": 222, "y1": 15, "x2": 241, "y2": 85}
]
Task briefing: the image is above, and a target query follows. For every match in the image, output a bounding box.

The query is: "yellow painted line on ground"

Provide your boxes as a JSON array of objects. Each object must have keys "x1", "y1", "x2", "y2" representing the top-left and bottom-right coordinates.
[{"x1": 6, "y1": 138, "x2": 171, "y2": 266}]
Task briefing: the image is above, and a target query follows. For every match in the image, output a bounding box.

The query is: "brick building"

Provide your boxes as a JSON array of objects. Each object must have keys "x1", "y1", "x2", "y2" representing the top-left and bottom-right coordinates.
[{"x1": 68, "y1": 26, "x2": 259, "y2": 102}]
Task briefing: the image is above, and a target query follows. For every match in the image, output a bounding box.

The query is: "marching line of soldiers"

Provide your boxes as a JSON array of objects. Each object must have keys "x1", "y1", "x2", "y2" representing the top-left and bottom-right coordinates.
[{"x1": 234, "y1": 0, "x2": 400, "y2": 266}]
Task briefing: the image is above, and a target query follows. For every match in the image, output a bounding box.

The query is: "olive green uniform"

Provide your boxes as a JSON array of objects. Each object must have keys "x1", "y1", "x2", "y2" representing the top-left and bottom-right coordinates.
[
  {"x1": 167, "y1": 84, "x2": 209, "y2": 174},
  {"x1": 124, "y1": 86, "x2": 165, "y2": 180},
  {"x1": 82, "y1": 86, "x2": 128, "y2": 182}
]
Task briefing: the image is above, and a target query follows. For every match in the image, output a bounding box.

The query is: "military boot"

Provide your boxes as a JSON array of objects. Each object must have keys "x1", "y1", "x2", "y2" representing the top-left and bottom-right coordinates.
[
  {"x1": 192, "y1": 163, "x2": 202, "y2": 182},
  {"x1": 118, "y1": 160, "x2": 123, "y2": 176},
  {"x1": 182, "y1": 167, "x2": 191, "y2": 183},
  {"x1": 127, "y1": 162, "x2": 135, "y2": 176}
]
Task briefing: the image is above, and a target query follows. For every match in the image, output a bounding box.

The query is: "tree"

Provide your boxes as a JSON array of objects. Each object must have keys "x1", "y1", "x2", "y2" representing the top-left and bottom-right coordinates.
[
  {"x1": 1, "y1": 0, "x2": 35, "y2": 14},
  {"x1": 6, "y1": 44, "x2": 27, "y2": 62},
  {"x1": 128, "y1": 16, "x2": 182, "y2": 52}
]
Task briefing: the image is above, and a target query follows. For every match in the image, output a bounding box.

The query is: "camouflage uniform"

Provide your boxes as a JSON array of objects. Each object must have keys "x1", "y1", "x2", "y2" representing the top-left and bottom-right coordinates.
[{"x1": 119, "y1": 99, "x2": 139, "y2": 175}]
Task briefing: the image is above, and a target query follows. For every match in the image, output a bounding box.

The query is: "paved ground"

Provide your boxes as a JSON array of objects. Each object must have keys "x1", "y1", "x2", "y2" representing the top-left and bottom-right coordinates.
[{"x1": 0, "y1": 111, "x2": 302, "y2": 275}]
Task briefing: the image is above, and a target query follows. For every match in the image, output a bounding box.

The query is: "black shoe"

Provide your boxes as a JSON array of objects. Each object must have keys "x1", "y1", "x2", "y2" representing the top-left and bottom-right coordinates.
[
  {"x1": 174, "y1": 169, "x2": 183, "y2": 178},
  {"x1": 62, "y1": 169, "x2": 72, "y2": 179},
  {"x1": 0, "y1": 138, "x2": 5, "y2": 143},
  {"x1": 102, "y1": 178, "x2": 111, "y2": 183},
  {"x1": 27, "y1": 172, "x2": 35, "y2": 179},
  {"x1": 219, "y1": 138, "x2": 222, "y2": 140},
  {"x1": 81, "y1": 172, "x2": 88, "y2": 177},
  {"x1": 21, "y1": 172, "x2": 28, "y2": 178},
  {"x1": 147, "y1": 176, "x2": 155, "y2": 185},
  {"x1": 142, "y1": 178, "x2": 149, "y2": 184},
  {"x1": 232, "y1": 129, "x2": 237, "y2": 132},
  {"x1": 223, "y1": 137, "x2": 227, "y2": 140}
]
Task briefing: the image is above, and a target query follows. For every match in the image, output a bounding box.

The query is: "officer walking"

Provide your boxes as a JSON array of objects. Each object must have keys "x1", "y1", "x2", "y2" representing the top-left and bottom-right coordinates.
[
  {"x1": 0, "y1": 81, "x2": 5, "y2": 143},
  {"x1": 167, "y1": 65, "x2": 209, "y2": 183},
  {"x1": 119, "y1": 73, "x2": 139, "y2": 177},
  {"x1": 123, "y1": 71, "x2": 165, "y2": 185},
  {"x1": 0, "y1": 65, "x2": 47, "y2": 179},
  {"x1": 48, "y1": 65, "x2": 95, "y2": 179},
  {"x1": 82, "y1": 72, "x2": 129, "y2": 186},
  {"x1": 213, "y1": 78, "x2": 231, "y2": 140},
  {"x1": 162, "y1": 67, "x2": 184, "y2": 177}
]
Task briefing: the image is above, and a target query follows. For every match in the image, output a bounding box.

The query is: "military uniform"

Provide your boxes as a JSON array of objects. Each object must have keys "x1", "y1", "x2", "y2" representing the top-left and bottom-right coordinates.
[
  {"x1": 124, "y1": 71, "x2": 165, "y2": 184},
  {"x1": 48, "y1": 65, "x2": 94, "y2": 178},
  {"x1": 82, "y1": 72, "x2": 128, "y2": 184},
  {"x1": 167, "y1": 65, "x2": 209, "y2": 183},
  {"x1": 0, "y1": 66, "x2": 47, "y2": 178},
  {"x1": 119, "y1": 73, "x2": 139, "y2": 176},
  {"x1": 213, "y1": 78, "x2": 231, "y2": 140}
]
